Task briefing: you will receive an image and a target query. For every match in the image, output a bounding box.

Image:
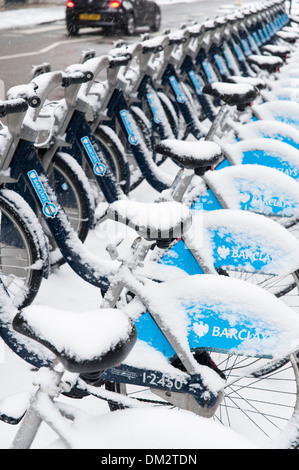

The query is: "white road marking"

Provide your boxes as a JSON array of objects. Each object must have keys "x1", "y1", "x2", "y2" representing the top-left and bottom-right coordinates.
[
  {"x1": 0, "y1": 37, "x2": 94, "y2": 61},
  {"x1": 13, "y1": 24, "x2": 64, "y2": 35}
]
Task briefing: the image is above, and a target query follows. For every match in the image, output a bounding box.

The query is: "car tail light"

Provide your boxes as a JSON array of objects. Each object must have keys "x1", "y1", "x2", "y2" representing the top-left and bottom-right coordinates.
[
  {"x1": 109, "y1": 0, "x2": 121, "y2": 8},
  {"x1": 66, "y1": 0, "x2": 75, "y2": 7}
]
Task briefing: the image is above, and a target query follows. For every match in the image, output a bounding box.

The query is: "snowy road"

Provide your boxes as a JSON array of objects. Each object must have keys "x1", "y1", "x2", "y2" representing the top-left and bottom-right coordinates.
[{"x1": 0, "y1": 0, "x2": 256, "y2": 89}]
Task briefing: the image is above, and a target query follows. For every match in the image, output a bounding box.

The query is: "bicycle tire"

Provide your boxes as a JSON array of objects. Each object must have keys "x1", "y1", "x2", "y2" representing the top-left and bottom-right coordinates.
[
  {"x1": 45, "y1": 152, "x2": 95, "y2": 267},
  {"x1": 103, "y1": 348, "x2": 299, "y2": 446},
  {"x1": 0, "y1": 190, "x2": 47, "y2": 309}
]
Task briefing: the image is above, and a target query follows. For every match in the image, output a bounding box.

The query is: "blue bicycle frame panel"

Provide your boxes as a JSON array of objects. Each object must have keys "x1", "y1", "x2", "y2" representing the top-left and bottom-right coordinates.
[{"x1": 61, "y1": 110, "x2": 125, "y2": 203}]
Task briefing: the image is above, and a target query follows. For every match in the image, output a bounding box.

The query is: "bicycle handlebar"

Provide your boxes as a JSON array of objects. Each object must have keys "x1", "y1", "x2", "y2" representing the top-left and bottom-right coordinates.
[
  {"x1": 109, "y1": 55, "x2": 132, "y2": 69},
  {"x1": 7, "y1": 83, "x2": 41, "y2": 109},
  {"x1": 168, "y1": 37, "x2": 187, "y2": 46},
  {"x1": 142, "y1": 44, "x2": 164, "y2": 54},
  {"x1": 62, "y1": 70, "x2": 94, "y2": 87},
  {"x1": 0, "y1": 98, "x2": 28, "y2": 118}
]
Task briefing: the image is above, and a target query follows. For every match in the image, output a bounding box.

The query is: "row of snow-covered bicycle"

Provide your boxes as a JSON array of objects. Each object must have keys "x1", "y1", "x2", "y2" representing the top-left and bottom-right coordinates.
[{"x1": 1, "y1": 0, "x2": 299, "y2": 449}]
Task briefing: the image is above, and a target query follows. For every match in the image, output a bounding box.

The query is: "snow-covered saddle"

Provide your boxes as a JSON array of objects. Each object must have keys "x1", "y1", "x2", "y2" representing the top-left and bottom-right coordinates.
[
  {"x1": 262, "y1": 44, "x2": 291, "y2": 61},
  {"x1": 155, "y1": 139, "x2": 222, "y2": 171},
  {"x1": 226, "y1": 75, "x2": 266, "y2": 90},
  {"x1": 107, "y1": 200, "x2": 192, "y2": 241},
  {"x1": 247, "y1": 54, "x2": 283, "y2": 73},
  {"x1": 202, "y1": 81, "x2": 259, "y2": 108},
  {"x1": 13, "y1": 306, "x2": 137, "y2": 373}
]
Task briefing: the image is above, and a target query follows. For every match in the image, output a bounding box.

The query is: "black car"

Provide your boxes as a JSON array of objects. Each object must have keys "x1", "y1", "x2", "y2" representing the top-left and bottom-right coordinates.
[{"x1": 65, "y1": 0, "x2": 161, "y2": 36}]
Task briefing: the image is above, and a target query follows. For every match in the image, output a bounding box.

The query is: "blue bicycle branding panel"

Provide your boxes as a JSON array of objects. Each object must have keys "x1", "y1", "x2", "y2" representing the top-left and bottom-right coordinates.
[
  {"x1": 205, "y1": 165, "x2": 299, "y2": 218},
  {"x1": 146, "y1": 92, "x2": 163, "y2": 124},
  {"x1": 188, "y1": 70, "x2": 203, "y2": 95},
  {"x1": 134, "y1": 275, "x2": 297, "y2": 360},
  {"x1": 209, "y1": 230, "x2": 274, "y2": 272},
  {"x1": 186, "y1": 301, "x2": 278, "y2": 355},
  {"x1": 241, "y1": 148, "x2": 299, "y2": 180},
  {"x1": 27, "y1": 170, "x2": 57, "y2": 218},
  {"x1": 169, "y1": 76, "x2": 187, "y2": 103},
  {"x1": 201, "y1": 60, "x2": 216, "y2": 83},
  {"x1": 81, "y1": 136, "x2": 106, "y2": 176},
  {"x1": 119, "y1": 109, "x2": 139, "y2": 145}
]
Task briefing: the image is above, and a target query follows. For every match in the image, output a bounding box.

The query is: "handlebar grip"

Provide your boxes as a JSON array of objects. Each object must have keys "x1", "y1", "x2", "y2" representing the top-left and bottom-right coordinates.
[
  {"x1": 189, "y1": 30, "x2": 202, "y2": 38},
  {"x1": 109, "y1": 55, "x2": 132, "y2": 69},
  {"x1": 142, "y1": 44, "x2": 164, "y2": 54},
  {"x1": 168, "y1": 37, "x2": 187, "y2": 46},
  {"x1": 27, "y1": 95, "x2": 41, "y2": 108},
  {"x1": 0, "y1": 98, "x2": 28, "y2": 118},
  {"x1": 62, "y1": 70, "x2": 94, "y2": 87}
]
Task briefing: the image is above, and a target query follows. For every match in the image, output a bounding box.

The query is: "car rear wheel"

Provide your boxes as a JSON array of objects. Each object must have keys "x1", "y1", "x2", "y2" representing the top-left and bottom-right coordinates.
[
  {"x1": 66, "y1": 19, "x2": 79, "y2": 36},
  {"x1": 150, "y1": 7, "x2": 161, "y2": 32},
  {"x1": 125, "y1": 13, "x2": 135, "y2": 35}
]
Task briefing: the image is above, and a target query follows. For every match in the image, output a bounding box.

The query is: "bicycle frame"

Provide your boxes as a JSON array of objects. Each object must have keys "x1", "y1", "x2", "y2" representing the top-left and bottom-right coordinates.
[
  {"x1": 7, "y1": 228, "x2": 299, "y2": 448},
  {"x1": 86, "y1": 231, "x2": 299, "y2": 417},
  {"x1": 30, "y1": 54, "x2": 299, "y2": 283}
]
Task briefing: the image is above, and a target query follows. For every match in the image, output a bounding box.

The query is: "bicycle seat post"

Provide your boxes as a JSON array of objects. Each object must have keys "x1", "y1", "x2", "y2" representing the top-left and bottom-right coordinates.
[
  {"x1": 204, "y1": 103, "x2": 230, "y2": 141},
  {"x1": 102, "y1": 235, "x2": 153, "y2": 309}
]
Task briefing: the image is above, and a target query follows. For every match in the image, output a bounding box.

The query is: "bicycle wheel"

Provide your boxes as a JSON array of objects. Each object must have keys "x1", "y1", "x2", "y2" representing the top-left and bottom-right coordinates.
[
  {"x1": 104, "y1": 349, "x2": 299, "y2": 447},
  {"x1": 45, "y1": 152, "x2": 95, "y2": 267},
  {"x1": 222, "y1": 270, "x2": 299, "y2": 311},
  {"x1": 0, "y1": 191, "x2": 47, "y2": 309},
  {"x1": 210, "y1": 351, "x2": 299, "y2": 447}
]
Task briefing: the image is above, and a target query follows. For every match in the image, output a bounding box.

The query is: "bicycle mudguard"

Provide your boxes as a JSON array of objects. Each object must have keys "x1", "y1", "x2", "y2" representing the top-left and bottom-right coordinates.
[
  {"x1": 234, "y1": 120, "x2": 299, "y2": 150},
  {"x1": 185, "y1": 209, "x2": 299, "y2": 275},
  {"x1": 221, "y1": 139, "x2": 299, "y2": 180},
  {"x1": 159, "y1": 207, "x2": 299, "y2": 276},
  {"x1": 124, "y1": 274, "x2": 299, "y2": 361},
  {"x1": 204, "y1": 164, "x2": 299, "y2": 217},
  {"x1": 252, "y1": 100, "x2": 299, "y2": 129},
  {"x1": 263, "y1": 87, "x2": 299, "y2": 103}
]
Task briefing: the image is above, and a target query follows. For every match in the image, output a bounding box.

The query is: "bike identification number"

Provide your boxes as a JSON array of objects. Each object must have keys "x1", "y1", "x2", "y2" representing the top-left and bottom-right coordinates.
[{"x1": 142, "y1": 372, "x2": 184, "y2": 390}]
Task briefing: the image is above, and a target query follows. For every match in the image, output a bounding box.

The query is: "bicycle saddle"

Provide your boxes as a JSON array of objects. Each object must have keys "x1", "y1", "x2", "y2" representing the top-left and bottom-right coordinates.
[
  {"x1": 13, "y1": 308, "x2": 137, "y2": 373},
  {"x1": 226, "y1": 75, "x2": 266, "y2": 90},
  {"x1": 262, "y1": 44, "x2": 291, "y2": 61},
  {"x1": 247, "y1": 54, "x2": 283, "y2": 73},
  {"x1": 107, "y1": 200, "x2": 192, "y2": 241},
  {"x1": 276, "y1": 30, "x2": 298, "y2": 43},
  {"x1": 202, "y1": 82, "x2": 259, "y2": 109},
  {"x1": 155, "y1": 139, "x2": 222, "y2": 172}
]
